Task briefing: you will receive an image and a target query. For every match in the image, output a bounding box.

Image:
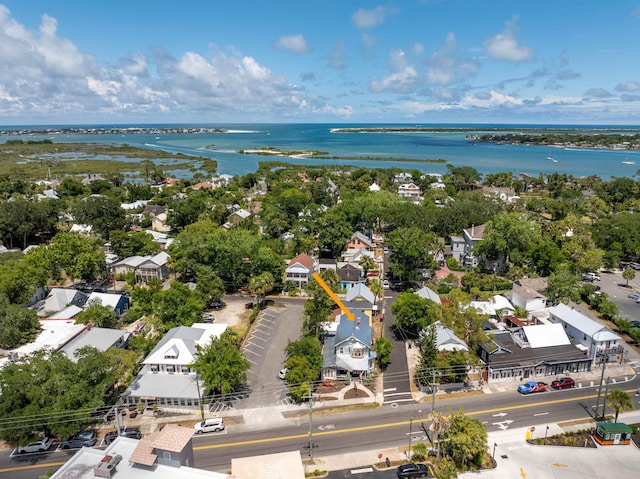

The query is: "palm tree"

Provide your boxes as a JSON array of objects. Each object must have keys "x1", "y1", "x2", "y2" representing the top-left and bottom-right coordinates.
[
  {"x1": 368, "y1": 278, "x2": 383, "y2": 306},
  {"x1": 606, "y1": 389, "x2": 634, "y2": 422},
  {"x1": 358, "y1": 255, "x2": 376, "y2": 282},
  {"x1": 248, "y1": 272, "x2": 275, "y2": 307}
]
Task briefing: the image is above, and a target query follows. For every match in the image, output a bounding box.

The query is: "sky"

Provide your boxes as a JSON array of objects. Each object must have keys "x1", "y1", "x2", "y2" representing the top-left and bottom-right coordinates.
[{"x1": 0, "y1": 0, "x2": 639, "y2": 125}]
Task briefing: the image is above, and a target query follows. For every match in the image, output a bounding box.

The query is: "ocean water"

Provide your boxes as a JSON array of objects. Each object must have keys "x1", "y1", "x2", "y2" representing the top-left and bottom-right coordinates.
[{"x1": 2, "y1": 123, "x2": 640, "y2": 179}]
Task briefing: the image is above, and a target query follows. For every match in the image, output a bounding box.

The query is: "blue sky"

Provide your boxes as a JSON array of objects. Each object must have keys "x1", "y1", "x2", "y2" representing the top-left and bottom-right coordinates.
[{"x1": 0, "y1": 1, "x2": 639, "y2": 125}]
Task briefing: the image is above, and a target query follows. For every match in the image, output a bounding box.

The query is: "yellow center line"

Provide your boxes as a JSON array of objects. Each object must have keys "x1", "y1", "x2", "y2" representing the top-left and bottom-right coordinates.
[
  {"x1": 0, "y1": 461, "x2": 66, "y2": 473},
  {"x1": 194, "y1": 387, "x2": 637, "y2": 451}
]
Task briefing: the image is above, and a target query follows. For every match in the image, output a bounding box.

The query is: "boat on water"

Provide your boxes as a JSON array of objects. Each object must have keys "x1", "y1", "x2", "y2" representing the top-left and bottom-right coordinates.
[
  {"x1": 546, "y1": 156, "x2": 559, "y2": 163},
  {"x1": 622, "y1": 160, "x2": 636, "y2": 165}
]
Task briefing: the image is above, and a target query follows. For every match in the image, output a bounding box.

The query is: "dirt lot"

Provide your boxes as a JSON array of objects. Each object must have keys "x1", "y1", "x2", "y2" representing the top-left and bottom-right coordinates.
[{"x1": 205, "y1": 297, "x2": 252, "y2": 328}]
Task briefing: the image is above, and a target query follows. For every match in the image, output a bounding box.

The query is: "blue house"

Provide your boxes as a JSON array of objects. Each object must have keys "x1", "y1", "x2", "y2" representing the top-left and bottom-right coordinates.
[{"x1": 321, "y1": 309, "x2": 376, "y2": 380}]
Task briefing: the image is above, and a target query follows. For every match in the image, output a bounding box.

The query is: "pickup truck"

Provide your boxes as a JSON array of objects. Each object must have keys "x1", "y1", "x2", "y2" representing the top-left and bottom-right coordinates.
[{"x1": 582, "y1": 272, "x2": 601, "y2": 281}]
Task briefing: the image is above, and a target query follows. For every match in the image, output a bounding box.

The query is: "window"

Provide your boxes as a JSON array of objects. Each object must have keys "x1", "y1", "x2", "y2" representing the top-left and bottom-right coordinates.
[
  {"x1": 351, "y1": 347, "x2": 365, "y2": 358},
  {"x1": 166, "y1": 365, "x2": 175, "y2": 373},
  {"x1": 181, "y1": 366, "x2": 190, "y2": 374},
  {"x1": 150, "y1": 364, "x2": 159, "y2": 373}
]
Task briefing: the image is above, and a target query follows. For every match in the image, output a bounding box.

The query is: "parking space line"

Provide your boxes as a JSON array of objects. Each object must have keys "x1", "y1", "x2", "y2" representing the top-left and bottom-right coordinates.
[
  {"x1": 245, "y1": 340, "x2": 265, "y2": 349},
  {"x1": 245, "y1": 358, "x2": 257, "y2": 365},
  {"x1": 248, "y1": 335, "x2": 268, "y2": 343},
  {"x1": 243, "y1": 348, "x2": 262, "y2": 356}
]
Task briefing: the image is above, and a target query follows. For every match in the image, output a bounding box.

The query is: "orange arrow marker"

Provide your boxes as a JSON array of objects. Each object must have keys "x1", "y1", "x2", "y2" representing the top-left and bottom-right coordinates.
[{"x1": 312, "y1": 272, "x2": 355, "y2": 321}]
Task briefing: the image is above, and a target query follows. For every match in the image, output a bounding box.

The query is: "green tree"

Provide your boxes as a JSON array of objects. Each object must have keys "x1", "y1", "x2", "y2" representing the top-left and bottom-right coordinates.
[
  {"x1": 442, "y1": 411, "x2": 488, "y2": 469},
  {"x1": 71, "y1": 195, "x2": 127, "y2": 239},
  {"x1": 545, "y1": 265, "x2": 581, "y2": 304},
  {"x1": 191, "y1": 330, "x2": 249, "y2": 395},
  {"x1": 248, "y1": 272, "x2": 275, "y2": 306},
  {"x1": 373, "y1": 337, "x2": 393, "y2": 369},
  {"x1": 48, "y1": 232, "x2": 106, "y2": 283},
  {"x1": 606, "y1": 389, "x2": 634, "y2": 422},
  {"x1": 391, "y1": 292, "x2": 442, "y2": 338},
  {"x1": 358, "y1": 255, "x2": 376, "y2": 281},
  {"x1": 154, "y1": 281, "x2": 205, "y2": 329},
  {"x1": 108, "y1": 230, "x2": 159, "y2": 258},
  {"x1": 0, "y1": 295, "x2": 41, "y2": 349},
  {"x1": 0, "y1": 348, "x2": 119, "y2": 442},
  {"x1": 74, "y1": 301, "x2": 117, "y2": 328},
  {"x1": 387, "y1": 227, "x2": 438, "y2": 281},
  {"x1": 475, "y1": 212, "x2": 540, "y2": 269},
  {"x1": 623, "y1": 268, "x2": 636, "y2": 286},
  {"x1": 195, "y1": 266, "x2": 225, "y2": 305},
  {"x1": 416, "y1": 323, "x2": 438, "y2": 387}
]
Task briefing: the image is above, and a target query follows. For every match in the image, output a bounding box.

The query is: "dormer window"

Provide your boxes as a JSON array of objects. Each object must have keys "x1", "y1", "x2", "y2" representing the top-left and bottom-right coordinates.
[
  {"x1": 351, "y1": 346, "x2": 365, "y2": 359},
  {"x1": 164, "y1": 345, "x2": 179, "y2": 360}
]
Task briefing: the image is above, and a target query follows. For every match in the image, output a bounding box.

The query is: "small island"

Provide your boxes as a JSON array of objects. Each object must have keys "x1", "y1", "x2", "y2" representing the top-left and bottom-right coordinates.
[{"x1": 466, "y1": 132, "x2": 640, "y2": 150}]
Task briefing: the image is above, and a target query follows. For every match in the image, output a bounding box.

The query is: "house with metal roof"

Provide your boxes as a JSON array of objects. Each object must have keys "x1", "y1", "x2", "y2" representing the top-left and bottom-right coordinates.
[
  {"x1": 415, "y1": 286, "x2": 442, "y2": 304},
  {"x1": 549, "y1": 303, "x2": 623, "y2": 363},
  {"x1": 321, "y1": 310, "x2": 376, "y2": 380},
  {"x1": 122, "y1": 324, "x2": 227, "y2": 411}
]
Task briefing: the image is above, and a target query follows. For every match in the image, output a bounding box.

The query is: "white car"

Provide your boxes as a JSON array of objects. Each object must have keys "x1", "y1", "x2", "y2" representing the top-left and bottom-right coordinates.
[
  {"x1": 278, "y1": 368, "x2": 289, "y2": 380},
  {"x1": 194, "y1": 418, "x2": 225, "y2": 434},
  {"x1": 17, "y1": 437, "x2": 53, "y2": 454},
  {"x1": 383, "y1": 280, "x2": 390, "y2": 289}
]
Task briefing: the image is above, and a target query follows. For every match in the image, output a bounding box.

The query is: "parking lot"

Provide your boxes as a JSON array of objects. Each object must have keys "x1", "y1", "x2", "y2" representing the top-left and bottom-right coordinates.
[{"x1": 236, "y1": 300, "x2": 304, "y2": 409}]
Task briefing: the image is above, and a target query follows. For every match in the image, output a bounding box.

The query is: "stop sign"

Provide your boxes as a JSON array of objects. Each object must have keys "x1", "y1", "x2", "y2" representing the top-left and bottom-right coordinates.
[{"x1": 530, "y1": 426, "x2": 536, "y2": 432}]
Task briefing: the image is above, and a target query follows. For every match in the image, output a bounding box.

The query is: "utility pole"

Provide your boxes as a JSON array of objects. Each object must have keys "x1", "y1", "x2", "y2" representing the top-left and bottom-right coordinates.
[
  {"x1": 407, "y1": 418, "x2": 413, "y2": 460},
  {"x1": 594, "y1": 352, "x2": 609, "y2": 420},
  {"x1": 195, "y1": 371, "x2": 205, "y2": 422},
  {"x1": 431, "y1": 369, "x2": 437, "y2": 411},
  {"x1": 601, "y1": 377, "x2": 610, "y2": 419},
  {"x1": 304, "y1": 386, "x2": 314, "y2": 462}
]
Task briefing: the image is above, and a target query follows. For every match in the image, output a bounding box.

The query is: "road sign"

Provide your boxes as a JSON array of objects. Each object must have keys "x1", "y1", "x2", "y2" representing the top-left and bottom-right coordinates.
[
  {"x1": 378, "y1": 453, "x2": 383, "y2": 459},
  {"x1": 530, "y1": 426, "x2": 536, "y2": 432}
]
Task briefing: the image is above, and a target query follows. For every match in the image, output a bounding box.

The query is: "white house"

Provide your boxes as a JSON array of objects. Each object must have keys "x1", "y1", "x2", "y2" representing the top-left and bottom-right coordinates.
[
  {"x1": 549, "y1": 303, "x2": 622, "y2": 363},
  {"x1": 432, "y1": 321, "x2": 468, "y2": 352},
  {"x1": 122, "y1": 323, "x2": 227, "y2": 410},
  {"x1": 285, "y1": 253, "x2": 316, "y2": 288},
  {"x1": 511, "y1": 283, "x2": 547, "y2": 312}
]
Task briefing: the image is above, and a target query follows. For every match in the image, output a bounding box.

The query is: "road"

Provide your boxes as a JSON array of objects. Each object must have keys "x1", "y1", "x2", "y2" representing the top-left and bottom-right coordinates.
[
  {"x1": 596, "y1": 269, "x2": 640, "y2": 322},
  {"x1": 5, "y1": 375, "x2": 639, "y2": 479}
]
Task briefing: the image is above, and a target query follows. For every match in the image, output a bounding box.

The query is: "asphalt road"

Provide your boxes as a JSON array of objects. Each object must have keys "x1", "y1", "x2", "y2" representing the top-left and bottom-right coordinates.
[
  {"x1": 6, "y1": 375, "x2": 639, "y2": 479},
  {"x1": 596, "y1": 269, "x2": 640, "y2": 322}
]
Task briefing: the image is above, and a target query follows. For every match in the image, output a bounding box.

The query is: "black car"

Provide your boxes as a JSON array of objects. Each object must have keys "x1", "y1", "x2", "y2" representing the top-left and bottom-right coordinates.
[
  {"x1": 61, "y1": 431, "x2": 98, "y2": 449},
  {"x1": 104, "y1": 427, "x2": 141, "y2": 444},
  {"x1": 207, "y1": 300, "x2": 224, "y2": 310},
  {"x1": 397, "y1": 462, "x2": 434, "y2": 478}
]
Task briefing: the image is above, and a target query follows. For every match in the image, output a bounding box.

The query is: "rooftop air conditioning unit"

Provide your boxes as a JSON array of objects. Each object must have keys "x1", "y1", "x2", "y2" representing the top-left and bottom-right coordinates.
[{"x1": 94, "y1": 454, "x2": 122, "y2": 478}]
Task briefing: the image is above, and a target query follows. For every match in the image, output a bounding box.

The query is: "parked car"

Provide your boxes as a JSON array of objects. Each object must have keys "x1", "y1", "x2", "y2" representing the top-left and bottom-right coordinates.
[
  {"x1": 201, "y1": 313, "x2": 215, "y2": 323},
  {"x1": 16, "y1": 437, "x2": 53, "y2": 454},
  {"x1": 581, "y1": 272, "x2": 601, "y2": 281},
  {"x1": 278, "y1": 368, "x2": 289, "y2": 380},
  {"x1": 628, "y1": 292, "x2": 640, "y2": 301},
  {"x1": 105, "y1": 427, "x2": 142, "y2": 444},
  {"x1": 194, "y1": 418, "x2": 225, "y2": 434},
  {"x1": 551, "y1": 377, "x2": 575, "y2": 389},
  {"x1": 397, "y1": 462, "x2": 434, "y2": 478},
  {"x1": 60, "y1": 431, "x2": 98, "y2": 449},
  {"x1": 518, "y1": 381, "x2": 548, "y2": 394},
  {"x1": 630, "y1": 320, "x2": 640, "y2": 328},
  {"x1": 207, "y1": 300, "x2": 224, "y2": 310},
  {"x1": 383, "y1": 280, "x2": 390, "y2": 289}
]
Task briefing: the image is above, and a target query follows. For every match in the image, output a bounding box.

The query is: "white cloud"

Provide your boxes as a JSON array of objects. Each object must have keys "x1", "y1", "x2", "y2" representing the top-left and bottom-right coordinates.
[
  {"x1": 352, "y1": 6, "x2": 389, "y2": 28},
  {"x1": 427, "y1": 32, "x2": 478, "y2": 86},
  {"x1": 583, "y1": 88, "x2": 614, "y2": 99},
  {"x1": 484, "y1": 15, "x2": 533, "y2": 61},
  {"x1": 615, "y1": 81, "x2": 640, "y2": 92},
  {"x1": 369, "y1": 50, "x2": 418, "y2": 93},
  {"x1": 275, "y1": 34, "x2": 308, "y2": 53},
  {"x1": 0, "y1": 6, "x2": 326, "y2": 121}
]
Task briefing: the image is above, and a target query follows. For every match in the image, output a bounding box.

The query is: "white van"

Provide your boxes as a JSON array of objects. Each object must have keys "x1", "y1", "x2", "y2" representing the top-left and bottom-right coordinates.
[{"x1": 194, "y1": 418, "x2": 225, "y2": 434}]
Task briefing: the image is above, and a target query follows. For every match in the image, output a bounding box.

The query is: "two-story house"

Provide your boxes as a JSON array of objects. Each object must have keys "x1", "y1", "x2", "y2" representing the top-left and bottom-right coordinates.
[
  {"x1": 113, "y1": 252, "x2": 170, "y2": 282},
  {"x1": 122, "y1": 324, "x2": 227, "y2": 411},
  {"x1": 549, "y1": 303, "x2": 622, "y2": 363},
  {"x1": 321, "y1": 310, "x2": 376, "y2": 380},
  {"x1": 285, "y1": 253, "x2": 316, "y2": 288}
]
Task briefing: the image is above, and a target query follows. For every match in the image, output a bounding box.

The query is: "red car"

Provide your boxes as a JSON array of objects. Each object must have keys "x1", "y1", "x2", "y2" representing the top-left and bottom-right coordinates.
[{"x1": 551, "y1": 377, "x2": 575, "y2": 389}]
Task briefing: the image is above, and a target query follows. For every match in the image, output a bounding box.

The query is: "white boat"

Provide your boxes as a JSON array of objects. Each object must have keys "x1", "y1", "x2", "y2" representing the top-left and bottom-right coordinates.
[
  {"x1": 546, "y1": 156, "x2": 558, "y2": 163},
  {"x1": 622, "y1": 160, "x2": 635, "y2": 165}
]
